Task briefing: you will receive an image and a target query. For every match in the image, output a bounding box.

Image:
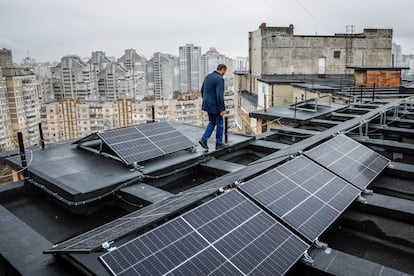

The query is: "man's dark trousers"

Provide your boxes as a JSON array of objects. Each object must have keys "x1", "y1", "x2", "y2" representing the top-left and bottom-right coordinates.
[{"x1": 202, "y1": 113, "x2": 223, "y2": 145}]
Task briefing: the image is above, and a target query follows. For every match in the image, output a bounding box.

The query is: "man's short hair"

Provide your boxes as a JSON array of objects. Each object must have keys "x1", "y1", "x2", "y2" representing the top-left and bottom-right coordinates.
[{"x1": 217, "y1": 64, "x2": 227, "y2": 71}]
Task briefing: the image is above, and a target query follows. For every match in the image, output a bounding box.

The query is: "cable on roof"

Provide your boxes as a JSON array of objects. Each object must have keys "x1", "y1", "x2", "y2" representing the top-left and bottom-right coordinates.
[
  {"x1": 26, "y1": 173, "x2": 142, "y2": 206},
  {"x1": 115, "y1": 193, "x2": 144, "y2": 208},
  {"x1": 115, "y1": 185, "x2": 225, "y2": 209},
  {"x1": 141, "y1": 157, "x2": 210, "y2": 180},
  {"x1": 248, "y1": 151, "x2": 298, "y2": 166},
  {"x1": 0, "y1": 149, "x2": 33, "y2": 179}
]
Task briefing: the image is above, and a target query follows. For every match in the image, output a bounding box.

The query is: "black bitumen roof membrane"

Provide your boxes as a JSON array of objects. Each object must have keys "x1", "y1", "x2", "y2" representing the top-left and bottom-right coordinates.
[
  {"x1": 3, "y1": 123, "x2": 252, "y2": 204},
  {"x1": 1, "y1": 99, "x2": 414, "y2": 275}
]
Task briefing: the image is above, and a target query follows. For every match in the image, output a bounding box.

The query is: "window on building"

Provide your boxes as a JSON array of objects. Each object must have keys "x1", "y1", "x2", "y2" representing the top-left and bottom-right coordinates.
[{"x1": 334, "y1": 51, "x2": 341, "y2": 59}]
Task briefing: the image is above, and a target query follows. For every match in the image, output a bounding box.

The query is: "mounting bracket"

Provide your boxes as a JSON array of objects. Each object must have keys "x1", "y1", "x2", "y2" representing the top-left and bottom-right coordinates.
[
  {"x1": 300, "y1": 250, "x2": 314, "y2": 265},
  {"x1": 313, "y1": 239, "x2": 328, "y2": 249},
  {"x1": 356, "y1": 194, "x2": 367, "y2": 204},
  {"x1": 362, "y1": 188, "x2": 373, "y2": 195},
  {"x1": 231, "y1": 181, "x2": 242, "y2": 188}
]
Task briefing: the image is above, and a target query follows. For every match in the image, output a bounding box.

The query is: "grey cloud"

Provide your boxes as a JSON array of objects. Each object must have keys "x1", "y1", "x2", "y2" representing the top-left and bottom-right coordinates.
[{"x1": 1, "y1": 0, "x2": 413, "y2": 62}]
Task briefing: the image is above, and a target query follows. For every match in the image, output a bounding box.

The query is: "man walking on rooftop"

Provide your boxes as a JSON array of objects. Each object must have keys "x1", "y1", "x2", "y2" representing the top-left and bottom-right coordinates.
[{"x1": 199, "y1": 64, "x2": 227, "y2": 150}]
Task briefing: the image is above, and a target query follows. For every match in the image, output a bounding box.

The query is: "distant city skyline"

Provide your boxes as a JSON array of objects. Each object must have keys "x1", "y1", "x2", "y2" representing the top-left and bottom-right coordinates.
[{"x1": 1, "y1": 0, "x2": 414, "y2": 63}]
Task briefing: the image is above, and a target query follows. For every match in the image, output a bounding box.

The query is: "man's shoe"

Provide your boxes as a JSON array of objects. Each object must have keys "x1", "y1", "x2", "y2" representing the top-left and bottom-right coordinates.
[
  {"x1": 215, "y1": 143, "x2": 227, "y2": 150},
  {"x1": 199, "y1": 139, "x2": 209, "y2": 150}
]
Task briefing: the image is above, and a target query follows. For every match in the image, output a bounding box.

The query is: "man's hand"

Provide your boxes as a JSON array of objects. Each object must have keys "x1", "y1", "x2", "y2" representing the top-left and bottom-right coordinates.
[{"x1": 220, "y1": 111, "x2": 226, "y2": 117}]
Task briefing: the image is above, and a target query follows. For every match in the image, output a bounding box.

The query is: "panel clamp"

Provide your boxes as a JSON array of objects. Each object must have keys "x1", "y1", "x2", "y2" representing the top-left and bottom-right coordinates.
[
  {"x1": 313, "y1": 239, "x2": 328, "y2": 249},
  {"x1": 300, "y1": 250, "x2": 315, "y2": 265}
]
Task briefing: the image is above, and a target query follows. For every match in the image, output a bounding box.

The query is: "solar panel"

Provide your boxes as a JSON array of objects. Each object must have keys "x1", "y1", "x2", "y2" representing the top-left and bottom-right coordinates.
[
  {"x1": 99, "y1": 191, "x2": 309, "y2": 276},
  {"x1": 304, "y1": 134, "x2": 390, "y2": 190},
  {"x1": 45, "y1": 155, "x2": 293, "y2": 254},
  {"x1": 45, "y1": 188, "x2": 216, "y2": 254},
  {"x1": 240, "y1": 156, "x2": 361, "y2": 242},
  {"x1": 98, "y1": 122, "x2": 195, "y2": 165}
]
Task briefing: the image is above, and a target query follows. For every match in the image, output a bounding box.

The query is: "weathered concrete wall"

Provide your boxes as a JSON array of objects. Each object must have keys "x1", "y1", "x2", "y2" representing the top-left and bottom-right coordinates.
[
  {"x1": 234, "y1": 74, "x2": 250, "y2": 92},
  {"x1": 249, "y1": 30, "x2": 263, "y2": 77},
  {"x1": 251, "y1": 25, "x2": 392, "y2": 76},
  {"x1": 292, "y1": 87, "x2": 332, "y2": 104},
  {"x1": 272, "y1": 84, "x2": 295, "y2": 106},
  {"x1": 258, "y1": 82, "x2": 297, "y2": 108}
]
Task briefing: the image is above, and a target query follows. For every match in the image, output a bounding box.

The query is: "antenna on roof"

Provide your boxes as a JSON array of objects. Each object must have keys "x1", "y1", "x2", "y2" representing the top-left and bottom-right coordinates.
[
  {"x1": 345, "y1": 25, "x2": 355, "y2": 73},
  {"x1": 346, "y1": 25, "x2": 355, "y2": 34}
]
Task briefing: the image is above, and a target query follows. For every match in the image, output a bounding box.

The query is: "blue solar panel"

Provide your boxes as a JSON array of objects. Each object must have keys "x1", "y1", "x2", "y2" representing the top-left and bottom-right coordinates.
[
  {"x1": 99, "y1": 191, "x2": 309, "y2": 276},
  {"x1": 240, "y1": 156, "x2": 361, "y2": 241},
  {"x1": 304, "y1": 134, "x2": 390, "y2": 190},
  {"x1": 97, "y1": 122, "x2": 195, "y2": 165}
]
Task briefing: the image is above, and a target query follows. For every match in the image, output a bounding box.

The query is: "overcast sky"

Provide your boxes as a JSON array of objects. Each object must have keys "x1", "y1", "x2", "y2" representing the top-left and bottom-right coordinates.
[{"x1": 1, "y1": 0, "x2": 413, "y2": 63}]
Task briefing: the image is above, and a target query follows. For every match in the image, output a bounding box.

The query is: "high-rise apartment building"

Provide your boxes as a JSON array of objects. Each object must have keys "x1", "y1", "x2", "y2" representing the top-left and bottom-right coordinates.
[
  {"x1": 97, "y1": 63, "x2": 132, "y2": 101},
  {"x1": 201, "y1": 47, "x2": 221, "y2": 78},
  {"x1": 392, "y1": 44, "x2": 414, "y2": 78},
  {"x1": 201, "y1": 47, "x2": 235, "y2": 92},
  {"x1": 89, "y1": 51, "x2": 111, "y2": 71},
  {"x1": 29, "y1": 63, "x2": 55, "y2": 103},
  {"x1": 40, "y1": 102, "x2": 65, "y2": 143},
  {"x1": 88, "y1": 51, "x2": 111, "y2": 99},
  {"x1": 39, "y1": 93, "x2": 239, "y2": 144},
  {"x1": 52, "y1": 56, "x2": 97, "y2": 100},
  {"x1": 118, "y1": 49, "x2": 147, "y2": 100},
  {"x1": 147, "y1": 53, "x2": 179, "y2": 100},
  {"x1": 392, "y1": 42, "x2": 403, "y2": 67},
  {"x1": 402, "y1": 54, "x2": 414, "y2": 77},
  {"x1": 179, "y1": 44, "x2": 202, "y2": 93},
  {"x1": 41, "y1": 99, "x2": 119, "y2": 142},
  {"x1": 22, "y1": 56, "x2": 36, "y2": 67},
  {"x1": 3, "y1": 68, "x2": 41, "y2": 147},
  {"x1": 0, "y1": 69, "x2": 13, "y2": 151},
  {"x1": 235, "y1": 57, "x2": 249, "y2": 71},
  {"x1": 0, "y1": 48, "x2": 13, "y2": 68},
  {"x1": 75, "y1": 101, "x2": 120, "y2": 135},
  {"x1": 37, "y1": 75, "x2": 54, "y2": 103}
]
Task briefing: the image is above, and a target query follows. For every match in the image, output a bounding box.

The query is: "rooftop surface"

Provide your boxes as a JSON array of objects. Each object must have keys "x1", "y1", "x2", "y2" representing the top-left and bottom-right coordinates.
[
  {"x1": 4, "y1": 123, "x2": 252, "y2": 207},
  {"x1": 258, "y1": 74, "x2": 354, "y2": 89},
  {"x1": 292, "y1": 83, "x2": 340, "y2": 92}
]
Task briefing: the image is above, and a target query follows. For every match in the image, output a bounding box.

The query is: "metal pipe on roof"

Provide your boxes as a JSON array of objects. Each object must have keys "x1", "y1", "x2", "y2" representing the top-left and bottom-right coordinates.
[
  {"x1": 372, "y1": 83, "x2": 376, "y2": 102},
  {"x1": 39, "y1": 123, "x2": 45, "y2": 149},
  {"x1": 294, "y1": 97, "x2": 298, "y2": 122},
  {"x1": 17, "y1": 132, "x2": 28, "y2": 178},
  {"x1": 26, "y1": 175, "x2": 142, "y2": 206},
  {"x1": 225, "y1": 117, "x2": 228, "y2": 144}
]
